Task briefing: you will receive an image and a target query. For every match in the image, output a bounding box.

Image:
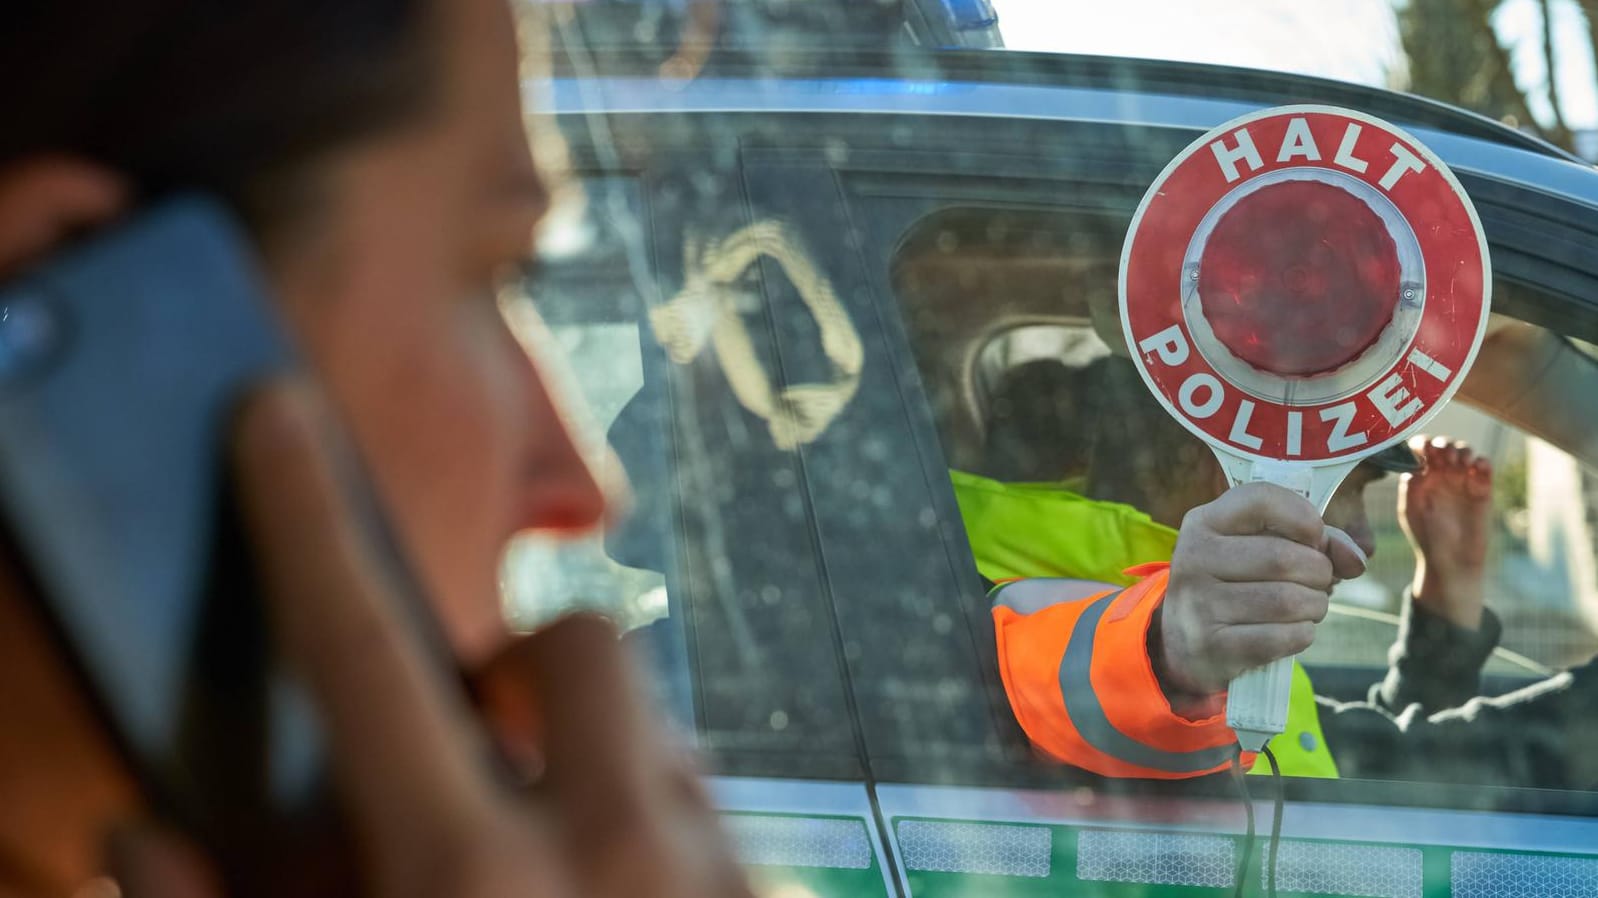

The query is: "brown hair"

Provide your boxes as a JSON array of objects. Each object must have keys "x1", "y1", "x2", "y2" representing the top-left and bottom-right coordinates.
[{"x1": 0, "y1": 1, "x2": 437, "y2": 231}]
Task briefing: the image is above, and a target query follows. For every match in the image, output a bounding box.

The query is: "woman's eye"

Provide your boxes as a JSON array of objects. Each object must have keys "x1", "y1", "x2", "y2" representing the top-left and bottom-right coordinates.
[{"x1": 517, "y1": 254, "x2": 545, "y2": 283}]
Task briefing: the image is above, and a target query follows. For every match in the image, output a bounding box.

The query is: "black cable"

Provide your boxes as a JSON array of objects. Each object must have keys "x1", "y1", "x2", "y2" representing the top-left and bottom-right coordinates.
[
  {"x1": 1230, "y1": 746, "x2": 1256, "y2": 898},
  {"x1": 1262, "y1": 744, "x2": 1285, "y2": 898}
]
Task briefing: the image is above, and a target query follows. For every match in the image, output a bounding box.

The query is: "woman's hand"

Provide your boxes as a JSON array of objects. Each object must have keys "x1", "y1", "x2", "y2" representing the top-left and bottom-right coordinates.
[{"x1": 113, "y1": 380, "x2": 751, "y2": 898}]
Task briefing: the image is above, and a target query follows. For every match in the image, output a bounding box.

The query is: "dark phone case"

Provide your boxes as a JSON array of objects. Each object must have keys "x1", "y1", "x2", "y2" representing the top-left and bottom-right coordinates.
[{"x1": 0, "y1": 198, "x2": 392, "y2": 893}]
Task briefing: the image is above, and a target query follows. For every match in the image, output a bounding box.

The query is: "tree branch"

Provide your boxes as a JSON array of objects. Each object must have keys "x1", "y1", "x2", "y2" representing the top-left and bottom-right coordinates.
[{"x1": 1541, "y1": 0, "x2": 1574, "y2": 146}]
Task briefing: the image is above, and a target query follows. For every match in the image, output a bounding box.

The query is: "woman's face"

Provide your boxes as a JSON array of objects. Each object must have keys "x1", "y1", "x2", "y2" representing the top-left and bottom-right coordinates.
[
  {"x1": 0, "y1": 0, "x2": 601, "y2": 888},
  {"x1": 269, "y1": 0, "x2": 606, "y2": 662}
]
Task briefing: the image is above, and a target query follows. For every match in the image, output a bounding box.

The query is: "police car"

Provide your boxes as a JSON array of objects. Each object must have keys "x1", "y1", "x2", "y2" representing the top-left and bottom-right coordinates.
[{"x1": 512, "y1": 18, "x2": 1598, "y2": 897}]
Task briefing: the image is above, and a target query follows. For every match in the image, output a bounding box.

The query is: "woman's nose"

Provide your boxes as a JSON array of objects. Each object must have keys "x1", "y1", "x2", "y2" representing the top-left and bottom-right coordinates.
[{"x1": 518, "y1": 359, "x2": 610, "y2": 536}]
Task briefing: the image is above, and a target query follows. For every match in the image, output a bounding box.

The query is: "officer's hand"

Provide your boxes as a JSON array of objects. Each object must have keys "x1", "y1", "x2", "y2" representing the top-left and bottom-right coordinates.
[
  {"x1": 1156, "y1": 482, "x2": 1367, "y2": 701},
  {"x1": 112, "y1": 381, "x2": 752, "y2": 898}
]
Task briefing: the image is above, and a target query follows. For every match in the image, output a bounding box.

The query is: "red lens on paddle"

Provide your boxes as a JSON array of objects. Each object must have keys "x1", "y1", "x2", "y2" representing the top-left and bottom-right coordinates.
[{"x1": 1198, "y1": 179, "x2": 1401, "y2": 377}]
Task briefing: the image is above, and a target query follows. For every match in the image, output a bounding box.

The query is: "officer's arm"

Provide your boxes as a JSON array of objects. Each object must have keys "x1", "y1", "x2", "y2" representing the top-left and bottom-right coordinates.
[
  {"x1": 991, "y1": 485, "x2": 1360, "y2": 780},
  {"x1": 992, "y1": 568, "x2": 1248, "y2": 780}
]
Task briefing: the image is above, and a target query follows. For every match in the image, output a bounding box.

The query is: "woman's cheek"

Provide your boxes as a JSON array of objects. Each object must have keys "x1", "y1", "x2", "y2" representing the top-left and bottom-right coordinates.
[{"x1": 415, "y1": 307, "x2": 531, "y2": 658}]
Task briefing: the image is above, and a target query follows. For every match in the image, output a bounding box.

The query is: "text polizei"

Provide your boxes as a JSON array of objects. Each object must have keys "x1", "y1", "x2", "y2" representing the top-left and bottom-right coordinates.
[{"x1": 1136, "y1": 324, "x2": 1451, "y2": 456}]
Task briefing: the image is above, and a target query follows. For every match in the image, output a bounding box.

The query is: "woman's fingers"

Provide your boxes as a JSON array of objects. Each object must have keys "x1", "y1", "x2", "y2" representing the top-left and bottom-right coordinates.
[
  {"x1": 522, "y1": 615, "x2": 650, "y2": 835},
  {"x1": 521, "y1": 614, "x2": 753, "y2": 898},
  {"x1": 233, "y1": 379, "x2": 750, "y2": 898},
  {"x1": 105, "y1": 824, "x2": 220, "y2": 898},
  {"x1": 231, "y1": 380, "x2": 499, "y2": 868}
]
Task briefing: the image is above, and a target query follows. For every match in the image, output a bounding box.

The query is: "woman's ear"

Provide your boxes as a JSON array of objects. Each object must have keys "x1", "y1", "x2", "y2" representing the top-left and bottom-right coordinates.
[{"x1": 0, "y1": 157, "x2": 128, "y2": 281}]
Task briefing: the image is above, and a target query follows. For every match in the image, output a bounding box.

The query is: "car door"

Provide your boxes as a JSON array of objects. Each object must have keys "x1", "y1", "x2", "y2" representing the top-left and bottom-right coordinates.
[
  {"x1": 523, "y1": 137, "x2": 1044, "y2": 898},
  {"x1": 819, "y1": 111, "x2": 1598, "y2": 897}
]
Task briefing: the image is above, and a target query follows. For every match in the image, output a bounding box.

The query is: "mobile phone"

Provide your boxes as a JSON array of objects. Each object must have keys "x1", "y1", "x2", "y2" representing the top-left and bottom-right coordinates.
[{"x1": 0, "y1": 197, "x2": 441, "y2": 892}]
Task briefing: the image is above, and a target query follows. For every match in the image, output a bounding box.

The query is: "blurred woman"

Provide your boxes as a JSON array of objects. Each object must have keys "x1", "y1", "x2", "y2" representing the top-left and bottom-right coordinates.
[{"x1": 0, "y1": 2, "x2": 748, "y2": 896}]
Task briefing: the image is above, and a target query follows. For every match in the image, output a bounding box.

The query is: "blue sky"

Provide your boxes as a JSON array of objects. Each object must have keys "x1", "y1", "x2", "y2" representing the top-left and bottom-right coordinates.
[{"x1": 991, "y1": 0, "x2": 1598, "y2": 132}]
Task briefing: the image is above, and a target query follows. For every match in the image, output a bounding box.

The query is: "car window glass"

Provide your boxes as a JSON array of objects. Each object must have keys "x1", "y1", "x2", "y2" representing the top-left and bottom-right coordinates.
[
  {"x1": 1309, "y1": 401, "x2": 1596, "y2": 680},
  {"x1": 504, "y1": 177, "x2": 660, "y2": 630},
  {"x1": 530, "y1": 11, "x2": 1598, "y2": 890},
  {"x1": 510, "y1": 175, "x2": 867, "y2": 776}
]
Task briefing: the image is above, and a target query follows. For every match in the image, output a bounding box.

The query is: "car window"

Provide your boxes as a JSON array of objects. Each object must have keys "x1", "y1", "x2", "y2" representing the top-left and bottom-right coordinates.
[
  {"x1": 1308, "y1": 401, "x2": 1596, "y2": 680},
  {"x1": 527, "y1": 153, "x2": 1598, "y2": 898},
  {"x1": 887, "y1": 196, "x2": 1598, "y2": 783},
  {"x1": 507, "y1": 175, "x2": 870, "y2": 778},
  {"x1": 890, "y1": 201, "x2": 1598, "y2": 630},
  {"x1": 504, "y1": 178, "x2": 663, "y2": 633}
]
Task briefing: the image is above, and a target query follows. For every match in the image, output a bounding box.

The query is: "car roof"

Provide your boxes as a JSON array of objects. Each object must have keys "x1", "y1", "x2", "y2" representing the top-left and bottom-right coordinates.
[
  {"x1": 550, "y1": 48, "x2": 1573, "y2": 157},
  {"x1": 542, "y1": 48, "x2": 1598, "y2": 210}
]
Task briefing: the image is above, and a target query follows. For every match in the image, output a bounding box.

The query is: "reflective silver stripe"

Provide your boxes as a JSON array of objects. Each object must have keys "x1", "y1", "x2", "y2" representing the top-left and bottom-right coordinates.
[
  {"x1": 723, "y1": 815, "x2": 874, "y2": 870},
  {"x1": 897, "y1": 820, "x2": 1052, "y2": 877},
  {"x1": 992, "y1": 579, "x2": 1118, "y2": 614},
  {"x1": 1077, "y1": 829, "x2": 1236, "y2": 889},
  {"x1": 1058, "y1": 592, "x2": 1237, "y2": 774},
  {"x1": 1268, "y1": 840, "x2": 1422, "y2": 898},
  {"x1": 1452, "y1": 851, "x2": 1598, "y2": 898}
]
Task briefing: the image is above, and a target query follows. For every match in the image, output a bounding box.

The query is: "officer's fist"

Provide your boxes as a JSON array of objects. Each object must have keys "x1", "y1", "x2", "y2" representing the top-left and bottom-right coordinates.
[{"x1": 1155, "y1": 482, "x2": 1367, "y2": 701}]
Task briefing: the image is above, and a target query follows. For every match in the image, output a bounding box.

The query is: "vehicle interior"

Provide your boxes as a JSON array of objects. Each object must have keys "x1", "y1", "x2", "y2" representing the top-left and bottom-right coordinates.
[{"x1": 890, "y1": 204, "x2": 1598, "y2": 693}]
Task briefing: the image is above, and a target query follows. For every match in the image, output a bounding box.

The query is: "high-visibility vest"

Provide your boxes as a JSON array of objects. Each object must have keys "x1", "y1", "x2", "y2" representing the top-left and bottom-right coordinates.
[{"x1": 951, "y1": 470, "x2": 1338, "y2": 779}]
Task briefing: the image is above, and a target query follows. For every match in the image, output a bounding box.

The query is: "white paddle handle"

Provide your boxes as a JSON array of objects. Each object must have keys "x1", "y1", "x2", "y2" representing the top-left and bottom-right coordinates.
[
  {"x1": 1222, "y1": 459, "x2": 1321, "y2": 752},
  {"x1": 1228, "y1": 656, "x2": 1295, "y2": 752}
]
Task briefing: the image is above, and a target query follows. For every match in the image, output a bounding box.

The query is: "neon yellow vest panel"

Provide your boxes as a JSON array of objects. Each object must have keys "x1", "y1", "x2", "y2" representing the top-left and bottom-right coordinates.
[{"x1": 951, "y1": 469, "x2": 1339, "y2": 779}]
